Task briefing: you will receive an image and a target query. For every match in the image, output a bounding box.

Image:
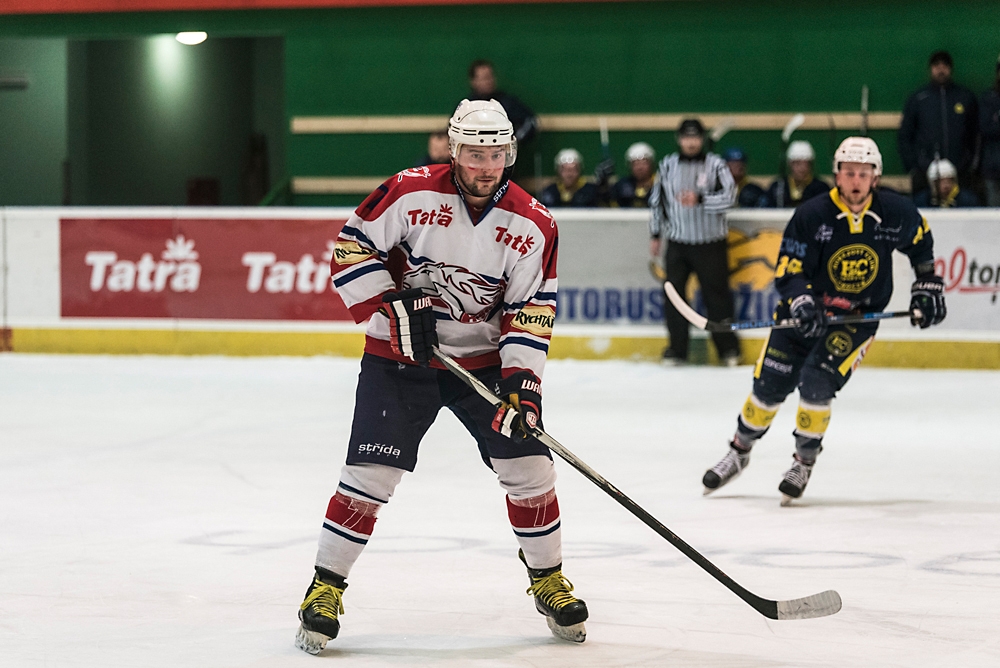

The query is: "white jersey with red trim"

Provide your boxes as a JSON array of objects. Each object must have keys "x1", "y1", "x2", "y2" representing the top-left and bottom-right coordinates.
[{"x1": 331, "y1": 163, "x2": 558, "y2": 380}]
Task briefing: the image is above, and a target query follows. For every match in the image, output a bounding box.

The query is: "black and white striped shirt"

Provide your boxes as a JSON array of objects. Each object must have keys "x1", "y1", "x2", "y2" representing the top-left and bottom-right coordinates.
[{"x1": 649, "y1": 152, "x2": 736, "y2": 244}]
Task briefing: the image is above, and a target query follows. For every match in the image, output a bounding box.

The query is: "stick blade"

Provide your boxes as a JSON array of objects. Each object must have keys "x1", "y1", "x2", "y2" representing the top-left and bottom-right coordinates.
[
  {"x1": 781, "y1": 113, "x2": 806, "y2": 142},
  {"x1": 776, "y1": 590, "x2": 842, "y2": 620},
  {"x1": 664, "y1": 282, "x2": 708, "y2": 330}
]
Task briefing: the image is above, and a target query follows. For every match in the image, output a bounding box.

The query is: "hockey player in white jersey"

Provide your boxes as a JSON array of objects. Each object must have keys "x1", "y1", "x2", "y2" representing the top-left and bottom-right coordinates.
[{"x1": 295, "y1": 99, "x2": 588, "y2": 654}]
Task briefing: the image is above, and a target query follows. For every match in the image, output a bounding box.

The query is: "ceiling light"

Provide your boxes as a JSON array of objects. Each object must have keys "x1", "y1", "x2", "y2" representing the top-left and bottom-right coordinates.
[{"x1": 175, "y1": 32, "x2": 207, "y2": 46}]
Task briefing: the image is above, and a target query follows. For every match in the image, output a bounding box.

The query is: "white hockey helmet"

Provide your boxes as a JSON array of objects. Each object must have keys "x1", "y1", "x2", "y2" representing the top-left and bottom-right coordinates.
[
  {"x1": 554, "y1": 148, "x2": 583, "y2": 169},
  {"x1": 833, "y1": 136, "x2": 883, "y2": 176},
  {"x1": 625, "y1": 142, "x2": 655, "y2": 163},
  {"x1": 448, "y1": 98, "x2": 517, "y2": 167},
  {"x1": 927, "y1": 158, "x2": 957, "y2": 181},
  {"x1": 786, "y1": 140, "x2": 815, "y2": 162}
]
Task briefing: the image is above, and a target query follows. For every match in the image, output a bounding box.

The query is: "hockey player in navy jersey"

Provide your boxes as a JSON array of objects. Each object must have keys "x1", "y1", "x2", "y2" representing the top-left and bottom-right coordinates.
[
  {"x1": 701, "y1": 137, "x2": 946, "y2": 505},
  {"x1": 295, "y1": 99, "x2": 588, "y2": 654}
]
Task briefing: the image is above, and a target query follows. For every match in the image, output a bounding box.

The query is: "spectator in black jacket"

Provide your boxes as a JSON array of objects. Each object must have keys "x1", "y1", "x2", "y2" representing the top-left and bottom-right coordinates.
[
  {"x1": 464, "y1": 60, "x2": 538, "y2": 144},
  {"x1": 898, "y1": 50, "x2": 978, "y2": 195},
  {"x1": 979, "y1": 55, "x2": 1000, "y2": 206}
]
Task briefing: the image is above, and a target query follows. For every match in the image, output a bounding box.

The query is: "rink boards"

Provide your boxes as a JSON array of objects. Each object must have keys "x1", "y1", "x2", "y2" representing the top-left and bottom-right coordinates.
[{"x1": 1, "y1": 206, "x2": 998, "y2": 368}]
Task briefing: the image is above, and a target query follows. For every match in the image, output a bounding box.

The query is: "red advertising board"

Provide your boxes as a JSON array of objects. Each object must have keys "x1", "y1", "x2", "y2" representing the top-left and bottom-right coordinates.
[{"x1": 60, "y1": 218, "x2": 354, "y2": 320}]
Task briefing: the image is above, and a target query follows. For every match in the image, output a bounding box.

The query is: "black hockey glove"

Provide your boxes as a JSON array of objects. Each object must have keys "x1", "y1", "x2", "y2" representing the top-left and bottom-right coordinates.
[
  {"x1": 380, "y1": 288, "x2": 438, "y2": 366},
  {"x1": 790, "y1": 294, "x2": 828, "y2": 338},
  {"x1": 910, "y1": 273, "x2": 946, "y2": 329},
  {"x1": 593, "y1": 158, "x2": 616, "y2": 187},
  {"x1": 492, "y1": 371, "x2": 542, "y2": 441}
]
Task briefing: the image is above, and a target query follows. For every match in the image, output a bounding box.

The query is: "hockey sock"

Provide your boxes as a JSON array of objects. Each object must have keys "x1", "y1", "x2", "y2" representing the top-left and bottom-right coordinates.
[
  {"x1": 734, "y1": 393, "x2": 780, "y2": 449},
  {"x1": 793, "y1": 400, "x2": 831, "y2": 463},
  {"x1": 315, "y1": 488, "x2": 383, "y2": 578},
  {"x1": 507, "y1": 489, "x2": 562, "y2": 570}
]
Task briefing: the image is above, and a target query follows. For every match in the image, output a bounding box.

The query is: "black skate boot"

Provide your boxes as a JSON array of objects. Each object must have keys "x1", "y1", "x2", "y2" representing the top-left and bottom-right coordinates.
[
  {"x1": 703, "y1": 441, "x2": 751, "y2": 495},
  {"x1": 779, "y1": 454, "x2": 815, "y2": 506},
  {"x1": 295, "y1": 567, "x2": 347, "y2": 655},
  {"x1": 519, "y1": 549, "x2": 588, "y2": 643}
]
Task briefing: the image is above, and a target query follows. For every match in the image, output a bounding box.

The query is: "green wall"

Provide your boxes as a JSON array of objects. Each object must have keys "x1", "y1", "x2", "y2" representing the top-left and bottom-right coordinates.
[
  {"x1": 0, "y1": 38, "x2": 67, "y2": 205},
  {"x1": 3, "y1": 1, "x2": 1000, "y2": 205}
]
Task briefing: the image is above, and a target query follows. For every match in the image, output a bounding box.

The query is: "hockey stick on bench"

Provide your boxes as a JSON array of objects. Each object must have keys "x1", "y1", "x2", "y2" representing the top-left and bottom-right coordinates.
[
  {"x1": 433, "y1": 347, "x2": 842, "y2": 621},
  {"x1": 665, "y1": 282, "x2": 913, "y2": 333}
]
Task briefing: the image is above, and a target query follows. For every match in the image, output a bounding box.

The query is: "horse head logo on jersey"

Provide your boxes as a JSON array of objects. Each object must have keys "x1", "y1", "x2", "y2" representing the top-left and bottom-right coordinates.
[
  {"x1": 403, "y1": 262, "x2": 504, "y2": 323},
  {"x1": 528, "y1": 198, "x2": 555, "y2": 225},
  {"x1": 397, "y1": 166, "x2": 432, "y2": 181}
]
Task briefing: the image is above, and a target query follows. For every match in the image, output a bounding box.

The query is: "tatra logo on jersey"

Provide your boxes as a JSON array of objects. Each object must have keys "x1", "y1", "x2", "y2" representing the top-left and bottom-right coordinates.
[
  {"x1": 495, "y1": 227, "x2": 535, "y2": 255},
  {"x1": 828, "y1": 244, "x2": 879, "y2": 293},
  {"x1": 511, "y1": 305, "x2": 555, "y2": 336},
  {"x1": 407, "y1": 204, "x2": 454, "y2": 227},
  {"x1": 403, "y1": 262, "x2": 503, "y2": 324},
  {"x1": 334, "y1": 240, "x2": 376, "y2": 265}
]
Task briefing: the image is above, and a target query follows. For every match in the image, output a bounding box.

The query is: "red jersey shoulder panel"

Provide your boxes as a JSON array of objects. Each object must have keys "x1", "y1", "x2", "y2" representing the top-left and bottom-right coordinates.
[
  {"x1": 497, "y1": 181, "x2": 559, "y2": 242},
  {"x1": 354, "y1": 164, "x2": 456, "y2": 222}
]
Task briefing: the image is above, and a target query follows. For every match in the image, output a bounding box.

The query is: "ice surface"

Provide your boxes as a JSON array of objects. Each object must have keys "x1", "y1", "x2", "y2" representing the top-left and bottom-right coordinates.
[{"x1": 1, "y1": 354, "x2": 998, "y2": 667}]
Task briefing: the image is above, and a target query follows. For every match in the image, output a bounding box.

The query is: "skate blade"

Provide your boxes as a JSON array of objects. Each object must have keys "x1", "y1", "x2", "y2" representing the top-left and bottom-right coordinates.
[
  {"x1": 545, "y1": 616, "x2": 586, "y2": 643},
  {"x1": 780, "y1": 494, "x2": 795, "y2": 507},
  {"x1": 703, "y1": 486, "x2": 716, "y2": 496},
  {"x1": 295, "y1": 625, "x2": 331, "y2": 655}
]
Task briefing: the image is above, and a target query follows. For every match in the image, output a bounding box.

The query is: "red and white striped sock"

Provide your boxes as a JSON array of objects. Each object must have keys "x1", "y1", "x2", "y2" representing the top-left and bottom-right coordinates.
[
  {"x1": 507, "y1": 489, "x2": 562, "y2": 570},
  {"x1": 315, "y1": 486, "x2": 382, "y2": 578}
]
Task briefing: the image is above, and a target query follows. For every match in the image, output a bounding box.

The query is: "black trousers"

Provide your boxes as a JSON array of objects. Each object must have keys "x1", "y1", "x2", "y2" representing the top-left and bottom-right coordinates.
[{"x1": 663, "y1": 238, "x2": 739, "y2": 359}]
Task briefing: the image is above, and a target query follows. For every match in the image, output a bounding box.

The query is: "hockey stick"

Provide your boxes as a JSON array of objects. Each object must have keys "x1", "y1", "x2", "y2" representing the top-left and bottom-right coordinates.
[
  {"x1": 665, "y1": 282, "x2": 913, "y2": 332},
  {"x1": 707, "y1": 116, "x2": 737, "y2": 152},
  {"x1": 860, "y1": 85, "x2": 869, "y2": 137},
  {"x1": 432, "y1": 347, "x2": 842, "y2": 621},
  {"x1": 599, "y1": 117, "x2": 611, "y2": 161}
]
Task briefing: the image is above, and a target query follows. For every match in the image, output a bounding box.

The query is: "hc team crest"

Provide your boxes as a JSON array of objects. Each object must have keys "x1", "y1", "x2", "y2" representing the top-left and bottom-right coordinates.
[{"x1": 828, "y1": 244, "x2": 879, "y2": 294}]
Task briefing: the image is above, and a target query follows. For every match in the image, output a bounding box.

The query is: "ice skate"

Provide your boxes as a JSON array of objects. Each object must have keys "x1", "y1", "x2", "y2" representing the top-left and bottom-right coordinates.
[
  {"x1": 702, "y1": 442, "x2": 751, "y2": 495},
  {"x1": 519, "y1": 549, "x2": 588, "y2": 643},
  {"x1": 779, "y1": 454, "x2": 815, "y2": 506},
  {"x1": 295, "y1": 568, "x2": 347, "y2": 655},
  {"x1": 660, "y1": 348, "x2": 687, "y2": 367}
]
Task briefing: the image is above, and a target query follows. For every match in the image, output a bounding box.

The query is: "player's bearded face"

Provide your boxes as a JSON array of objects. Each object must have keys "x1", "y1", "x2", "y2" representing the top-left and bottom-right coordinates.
[
  {"x1": 835, "y1": 162, "x2": 877, "y2": 207},
  {"x1": 454, "y1": 146, "x2": 507, "y2": 198}
]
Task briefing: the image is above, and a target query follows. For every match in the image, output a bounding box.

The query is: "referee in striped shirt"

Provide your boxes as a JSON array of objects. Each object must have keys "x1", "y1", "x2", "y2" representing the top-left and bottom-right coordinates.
[{"x1": 649, "y1": 119, "x2": 740, "y2": 365}]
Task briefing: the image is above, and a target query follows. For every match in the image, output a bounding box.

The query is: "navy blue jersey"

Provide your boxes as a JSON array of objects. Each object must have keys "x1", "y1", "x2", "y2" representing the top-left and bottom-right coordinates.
[
  {"x1": 774, "y1": 188, "x2": 935, "y2": 313},
  {"x1": 611, "y1": 175, "x2": 654, "y2": 208},
  {"x1": 736, "y1": 180, "x2": 766, "y2": 208},
  {"x1": 539, "y1": 179, "x2": 603, "y2": 208},
  {"x1": 762, "y1": 176, "x2": 830, "y2": 208},
  {"x1": 912, "y1": 186, "x2": 980, "y2": 208}
]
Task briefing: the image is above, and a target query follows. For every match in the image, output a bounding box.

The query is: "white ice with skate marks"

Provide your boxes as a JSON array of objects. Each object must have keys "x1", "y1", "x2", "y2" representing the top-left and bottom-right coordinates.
[{"x1": 1, "y1": 355, "x2": 999, "y2": 666}]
